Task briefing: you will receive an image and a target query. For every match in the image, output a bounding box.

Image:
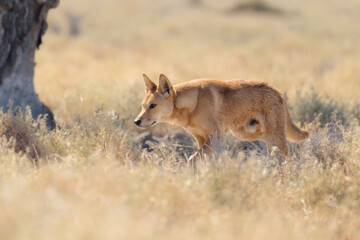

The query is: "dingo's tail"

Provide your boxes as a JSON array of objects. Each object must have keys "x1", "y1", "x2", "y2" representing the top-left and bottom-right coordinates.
[{"x1": 285, "y1": 103, "x2": 309, "y2": 142}]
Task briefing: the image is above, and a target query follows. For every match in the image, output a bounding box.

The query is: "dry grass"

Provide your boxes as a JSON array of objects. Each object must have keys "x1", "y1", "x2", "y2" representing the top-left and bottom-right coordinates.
[{"x1": 1, "y1": 0, "x2": 360, "y2": 239}]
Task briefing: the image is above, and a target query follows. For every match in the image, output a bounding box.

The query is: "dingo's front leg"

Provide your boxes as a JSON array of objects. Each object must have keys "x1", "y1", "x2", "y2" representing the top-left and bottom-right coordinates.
[{"x1": 187, "y1": 135, "x2": 212, "y2": 169}]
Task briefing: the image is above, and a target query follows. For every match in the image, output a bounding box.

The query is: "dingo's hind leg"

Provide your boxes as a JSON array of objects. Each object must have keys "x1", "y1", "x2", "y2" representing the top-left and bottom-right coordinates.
[{"x1": 263, "y1": 112, "x2": 289, "y2": 160}]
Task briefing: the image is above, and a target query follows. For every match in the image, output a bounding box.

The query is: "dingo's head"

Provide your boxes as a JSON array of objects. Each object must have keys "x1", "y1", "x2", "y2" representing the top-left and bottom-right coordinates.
[{"x1": 134, "y1": 74, "x2": 175, "y2": 128}]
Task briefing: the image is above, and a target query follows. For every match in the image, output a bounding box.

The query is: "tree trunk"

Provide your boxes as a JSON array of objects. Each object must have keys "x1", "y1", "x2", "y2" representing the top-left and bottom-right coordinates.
[{"x1": 0, "y1": 0, "x2": 59, "y2": 129}]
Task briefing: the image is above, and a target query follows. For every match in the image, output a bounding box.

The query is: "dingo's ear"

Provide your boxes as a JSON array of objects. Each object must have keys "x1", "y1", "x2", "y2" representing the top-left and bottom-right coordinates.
[
  {"x1": 158, "y1": 74, "x2": 173, "y2": 97},
  {"x1": 143, "y1": 74, "x2": 157, "y2": 92}
]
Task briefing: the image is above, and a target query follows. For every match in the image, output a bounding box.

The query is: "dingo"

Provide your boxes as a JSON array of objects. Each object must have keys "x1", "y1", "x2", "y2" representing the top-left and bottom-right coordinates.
[{"x1": 135, "y1": 74, "x2": 309, "y2": 159}]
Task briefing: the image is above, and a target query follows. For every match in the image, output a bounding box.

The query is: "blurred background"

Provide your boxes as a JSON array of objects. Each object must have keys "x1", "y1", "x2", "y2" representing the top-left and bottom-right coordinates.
[
  {"x1": 1, "y1": 2, "x2": 360, "y2": 238},
  {"x1": 34, "y1": 0, "x2": 360, "y2": 125}
]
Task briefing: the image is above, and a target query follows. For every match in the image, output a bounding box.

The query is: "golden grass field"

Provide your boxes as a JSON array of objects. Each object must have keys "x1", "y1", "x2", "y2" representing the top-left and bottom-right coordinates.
[{"x1": 1, "y1": 0, "x2": 360, "y2": 239}]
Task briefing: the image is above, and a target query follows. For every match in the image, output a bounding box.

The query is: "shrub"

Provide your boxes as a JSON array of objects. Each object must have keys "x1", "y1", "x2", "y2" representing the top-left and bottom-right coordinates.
[
  {"x1": 0, "y1": 107, "x2": 48, "y2": 163},
  {"x1": 0, "y1": 107, "x2": 139, "y2": 166},
  {"x1": 290, "y1": 88, "x2": 347, "y2": 127}
]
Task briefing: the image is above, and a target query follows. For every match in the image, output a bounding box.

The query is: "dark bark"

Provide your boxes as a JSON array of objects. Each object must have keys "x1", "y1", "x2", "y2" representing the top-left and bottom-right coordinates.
[{"x1": 0, "y1": 0, "x2": 59, "y2": 129}]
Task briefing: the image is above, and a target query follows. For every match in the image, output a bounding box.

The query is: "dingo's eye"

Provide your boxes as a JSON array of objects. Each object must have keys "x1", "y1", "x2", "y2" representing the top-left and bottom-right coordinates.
[{"x1": 149, "y1": 104, "x2": 157, "y2": 109}]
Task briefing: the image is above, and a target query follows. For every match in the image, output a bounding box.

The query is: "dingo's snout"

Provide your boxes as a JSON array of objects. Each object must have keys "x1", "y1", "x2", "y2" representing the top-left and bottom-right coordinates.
[{"x1": 134, "y1": 119, "x2": 142, "y2": 127}]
